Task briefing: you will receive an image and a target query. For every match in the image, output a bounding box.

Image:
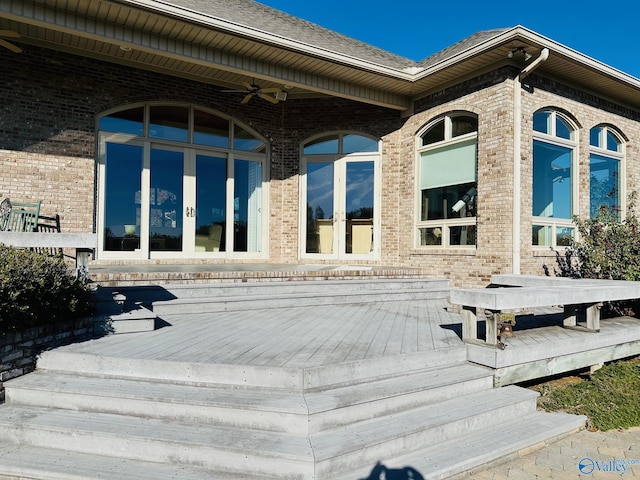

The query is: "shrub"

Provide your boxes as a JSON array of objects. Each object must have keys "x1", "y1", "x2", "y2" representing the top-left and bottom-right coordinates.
[
  {"x1": 546, "y1": 197, "x2": 640, "y2": 315},
  {"x1": 0, "y1": 245, "x2": 94, "y2": 334}
]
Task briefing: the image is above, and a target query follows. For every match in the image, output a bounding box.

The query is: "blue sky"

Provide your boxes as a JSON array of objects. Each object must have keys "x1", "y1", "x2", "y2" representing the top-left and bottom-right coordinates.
[{"x1": 259, "y1": 1, "x2": 640, "y2": 80}]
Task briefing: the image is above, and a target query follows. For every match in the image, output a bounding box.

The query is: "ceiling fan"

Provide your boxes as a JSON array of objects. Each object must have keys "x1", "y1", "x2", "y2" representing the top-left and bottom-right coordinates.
[
  {"x1": 0, "y1": 30, "x2": 23, "y2": 54},
  {"x1": 222, "y1": 81, "x2": 286, "y2": 104}
]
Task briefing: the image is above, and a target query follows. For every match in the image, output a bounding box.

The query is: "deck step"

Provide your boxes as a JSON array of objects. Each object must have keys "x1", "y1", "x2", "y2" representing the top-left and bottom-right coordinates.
[
  {"x1": 0, "y1": 405, "x2": 313, "y2": 478},
  {"x1": 35, "y1": 346, "x2": 468, "y2": 390},
  {"x1": 0, "y1": 442, "x2": 282, "y2": 480},
  {"x1": 94, "y1": 279, "x2": 450, "y2": 315},
  {"x1": 0, "y1": 386, "x2": 541, "y2": 479},
  {"x1": 346, "y1": 411, "x2": 586, "y2": 479},
  {"x1": 4, "y1": 362, "x2": 494, "y2": 434},
  {"x1": 311, "y1": 386, "x2": 540, "y2": 476}
]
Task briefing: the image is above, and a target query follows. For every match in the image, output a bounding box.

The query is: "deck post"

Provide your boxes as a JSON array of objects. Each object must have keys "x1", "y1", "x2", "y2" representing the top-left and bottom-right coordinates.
[
  {"x1": 76, "y1": 248, "x2": 93, "y2": 280},
  {"x1": 563, "y1": 305, "x2": 577, "y2": 327},
  {"x1": 461, "y1": 306, "x2": 477, "y2": 342},
  {"x1": 586, "y1": 303, "x2": 602, "y2": 332},
  {"x1": 485, "y1": 310, "x2": 498, "y2": 346}
]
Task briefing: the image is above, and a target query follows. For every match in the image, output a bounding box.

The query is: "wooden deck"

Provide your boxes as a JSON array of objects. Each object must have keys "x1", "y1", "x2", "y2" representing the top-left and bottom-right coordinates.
[
  {"x1": 465, "y1": 308, "x2": 640, "y2": 385},
  {"x1": 48, "y1": 291, "x2": 640, "y2": 389},
  {"x1": 59, "y1": 299, "x2": 462, "y2": 370}
]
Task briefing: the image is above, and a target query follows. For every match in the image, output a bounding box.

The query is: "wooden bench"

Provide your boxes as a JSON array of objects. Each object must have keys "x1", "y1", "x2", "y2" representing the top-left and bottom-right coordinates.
[{"x1": 449, "y1": 275, "x2": 640, "y2": 348}]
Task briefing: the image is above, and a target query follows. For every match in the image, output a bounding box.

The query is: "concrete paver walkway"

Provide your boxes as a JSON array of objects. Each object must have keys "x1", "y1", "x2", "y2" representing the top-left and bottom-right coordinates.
[{"x1": 451, "y1": 427, "x2": 640, "y2": 479}]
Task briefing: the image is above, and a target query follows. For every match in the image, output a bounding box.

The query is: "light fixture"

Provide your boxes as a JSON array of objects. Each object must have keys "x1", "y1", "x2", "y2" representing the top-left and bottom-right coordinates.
[
  {"x1": 508, "y1": 46, "x2": 531, "y2": 61},
  {"x1": 119, "y1": 45, "x2": 132, "y2": 52}
]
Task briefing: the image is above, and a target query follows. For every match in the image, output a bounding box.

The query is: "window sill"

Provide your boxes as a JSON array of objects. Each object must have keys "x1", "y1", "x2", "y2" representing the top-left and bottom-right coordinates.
[{"x1": 411, "y1": 247, "x2": 476, "y2": 256}]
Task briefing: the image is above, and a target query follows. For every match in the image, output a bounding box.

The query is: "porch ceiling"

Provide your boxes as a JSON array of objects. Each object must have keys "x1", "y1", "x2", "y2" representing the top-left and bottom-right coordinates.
[
  {"x1": 2, "y1": 1, "x2": 640, "y2": 112},
  {"x1": 0, "y1": 0, "x2": 415, "y2": 110}
]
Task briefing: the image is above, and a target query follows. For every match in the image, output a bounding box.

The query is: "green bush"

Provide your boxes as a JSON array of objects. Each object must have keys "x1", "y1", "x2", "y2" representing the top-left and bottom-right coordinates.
[
  {"x1": 546, "y1": 198, "x2": 640, "y2": 315},
  {"x1": 548, "y1": 198, "x2": 640, "y2": 281},
  {"x1": 0, "y1": 245, "x2": 94, "y2": 334}
]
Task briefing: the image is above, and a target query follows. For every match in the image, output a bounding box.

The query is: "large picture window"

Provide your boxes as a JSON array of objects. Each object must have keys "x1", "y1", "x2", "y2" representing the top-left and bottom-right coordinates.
[
  {"x1": 532, "y1": 110, "x2": 577, "y2": 247},
  {"x1": 589, "y1": 126, "x2": 623, "y2": 219},
  {"x1": 417, "y1": 114, "x2": 477, "y2": 247}
]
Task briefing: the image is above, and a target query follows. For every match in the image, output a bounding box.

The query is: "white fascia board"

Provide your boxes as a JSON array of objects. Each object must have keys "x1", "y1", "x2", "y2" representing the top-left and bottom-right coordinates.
[
  {"x1": 413, "y1": 25, "x2": 640, "y2": 89},
  {"x1": 117, "y1": 0, "x2": 419, "y2": 79},
  {"x1": 511, "y1": 26, "x2": 640, "y2": 86}
]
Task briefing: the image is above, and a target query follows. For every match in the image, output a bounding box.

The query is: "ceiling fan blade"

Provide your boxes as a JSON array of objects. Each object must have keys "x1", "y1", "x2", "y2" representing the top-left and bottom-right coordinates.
[
  {"x1": 0, "y1": 38, "x2": 22, "y2": 54},
  {"x1": 0, "y1": 30, "x2": 20, "y2": 38},
  {"x1": 258, "y1": 92, "x2": 279, "y2": 104},
  {"x1": 241, "y1": 93, "x2": 254, "y2": 104},
  {"x1": 241, "y1": 82, "x2": 255, "y2": 91},
  {"x1": 221, "y1": 89, "x2": 245, "y2": 93}
]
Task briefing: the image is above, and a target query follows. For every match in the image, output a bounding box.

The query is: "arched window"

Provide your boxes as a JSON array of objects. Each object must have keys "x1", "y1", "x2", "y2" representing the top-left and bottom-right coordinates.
[
  {"x1": 532, "y1": 109, "x2": 577, "y2": 247},
  {"x1": 97, "y1": 104, "x2": 268, "y2": 259},
  {"x1": 416, "y1": 113, "x2": 478, "y2": 247},
  {"x1": 589, "y1": 125, "x2": 624, "y2": 219}
]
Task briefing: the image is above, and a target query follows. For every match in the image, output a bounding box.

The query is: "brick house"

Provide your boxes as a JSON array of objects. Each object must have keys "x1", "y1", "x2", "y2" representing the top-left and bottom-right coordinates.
[{"x1": 2, "y1": 1, "x2": 639, "y2": 286}]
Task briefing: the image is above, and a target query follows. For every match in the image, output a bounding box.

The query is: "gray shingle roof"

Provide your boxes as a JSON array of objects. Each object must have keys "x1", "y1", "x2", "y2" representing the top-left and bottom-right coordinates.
[
  {"x1": 155, "y1": 0, "x2": 416, "y2": 70},
  {"x1": 155, "y1": 1, "x2": 511, "y2": 72},
  {"x1": 417, "y1": 28, "x2": 511, "y2": 68}
]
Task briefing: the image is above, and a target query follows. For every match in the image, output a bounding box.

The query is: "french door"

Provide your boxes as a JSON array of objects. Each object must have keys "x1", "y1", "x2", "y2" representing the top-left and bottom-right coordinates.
[
  {"x1": 98, "y1": 139, "x2": 265, "y2": 259},
  {"x1": 302, "y1": 155, "x2": 378, "y2": 259}
]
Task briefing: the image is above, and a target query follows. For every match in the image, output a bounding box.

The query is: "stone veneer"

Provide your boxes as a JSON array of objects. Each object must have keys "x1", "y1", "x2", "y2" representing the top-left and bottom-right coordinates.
[
  {"x1": 2, "y1": 45, "x2": 640, "y2": 288},
  {"x1": 0, "y1": 317, "x2": 93, "y2": 402}
]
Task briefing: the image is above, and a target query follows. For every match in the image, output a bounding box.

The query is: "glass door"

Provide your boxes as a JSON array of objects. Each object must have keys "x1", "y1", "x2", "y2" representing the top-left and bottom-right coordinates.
[
  {"x1": 149, "y1": 147, "x2": 184, "y2": 254},
  {"x1": 99, "y1": 141, "x2": 267, "y2": 259},
  {"x1": 305, "y1": 160, "x2": 335, "y2": 255},
  {"x1": 194, "y1": 153, "x2": 227, "y2": 253},
  {"x1": 102, "y1": 142, "x2": 144, "y2": 253},
  {"x1": 344, "y1": 159, "x2": 375, "y2": 254},
  {"x1": 302, "y1": 156, "x2": 377, "y2": 258}
]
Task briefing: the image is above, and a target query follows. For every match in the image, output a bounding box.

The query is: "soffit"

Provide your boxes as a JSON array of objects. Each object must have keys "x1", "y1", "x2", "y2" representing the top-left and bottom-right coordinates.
[
  {"x1": 0, "y1": 0, "x2": 415, "y2": 110},
  {"x1": 412, "y1": 29, "x2": 640, "y2": 112}
]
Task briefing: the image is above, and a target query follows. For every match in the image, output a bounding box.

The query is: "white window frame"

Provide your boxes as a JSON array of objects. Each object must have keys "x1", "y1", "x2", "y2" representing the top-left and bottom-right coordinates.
[
  {"x1": 589, "y1": 125, "x2": 625, "y2": 219},
  {"x1": 415, "y1": 114, "x2": 478, "y2": 249},
  {"x1": 96, "y1": 103, "x2": 269, "y2": 260},
  {"x1": 531, "y1": 110, "x2": 578, "y2": 249},
  {"x1": 299, "y1": 132, "x2": 381, "y2": 260}
]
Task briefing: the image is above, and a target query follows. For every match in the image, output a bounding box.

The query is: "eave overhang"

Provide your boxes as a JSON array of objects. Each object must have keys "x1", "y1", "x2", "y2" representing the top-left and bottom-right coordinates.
[{"x1": 2, "y1": 2, "x2": 640, "y2": 113}]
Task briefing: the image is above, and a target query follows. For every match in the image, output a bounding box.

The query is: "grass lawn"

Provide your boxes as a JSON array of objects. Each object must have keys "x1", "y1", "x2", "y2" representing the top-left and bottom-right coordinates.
[{"x1": 529, "y1": 356, "x2": 640, "y2": 431}]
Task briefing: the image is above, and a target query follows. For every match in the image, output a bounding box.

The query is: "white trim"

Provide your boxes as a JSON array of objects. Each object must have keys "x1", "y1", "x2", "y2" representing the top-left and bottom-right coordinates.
[
  {"x1": 96, "y1": 103, "x2": 269, "y2": 260},
  {"x1": 299, "y1": 133, "x2": 381, "y2": 260}
]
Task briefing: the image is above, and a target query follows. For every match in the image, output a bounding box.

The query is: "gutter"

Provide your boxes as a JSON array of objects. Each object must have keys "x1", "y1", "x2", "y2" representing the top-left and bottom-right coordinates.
[{"x1": 512, "y1": 48, "x2": 549, "y2": 274}]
